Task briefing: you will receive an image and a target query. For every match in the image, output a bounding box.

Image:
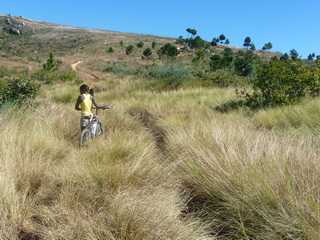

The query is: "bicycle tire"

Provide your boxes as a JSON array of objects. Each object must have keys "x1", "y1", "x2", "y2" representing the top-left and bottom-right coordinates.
[
  {"x1": 96, "y1": 121, "x2": 104, "y2": 137},
  {"x1": 80, "y1": 128, "x2": 92, "y2": 146}
]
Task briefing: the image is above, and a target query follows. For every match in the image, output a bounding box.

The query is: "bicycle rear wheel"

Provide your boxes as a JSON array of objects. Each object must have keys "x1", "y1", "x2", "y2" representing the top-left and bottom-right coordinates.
[
  {"x1": 80, "y1": 128, "x2": 92, "y2": 146},
  {"x1": 96, "y1": 121, "x2": 104, "y2": 137}
]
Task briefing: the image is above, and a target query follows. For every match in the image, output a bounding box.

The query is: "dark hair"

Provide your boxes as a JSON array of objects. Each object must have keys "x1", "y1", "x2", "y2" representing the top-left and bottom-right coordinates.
[{"x1": 80, "y1": 84, "x2": 89, "y2": 93}]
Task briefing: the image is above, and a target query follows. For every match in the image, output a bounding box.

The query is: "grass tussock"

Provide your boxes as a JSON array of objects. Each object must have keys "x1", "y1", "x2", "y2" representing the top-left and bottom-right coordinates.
[
  {"x1": 0, "y1": 101, "x2": 212, "y2": 240},
  {"x1": 168, "y1": 117, "x2": 320, "y2": 240},
  {"x1": 254, "y1": 98, "x2": 320, "y2": 131},
  {"x1": 1, "y1": 74, "x2": 320, "y2": 240}
]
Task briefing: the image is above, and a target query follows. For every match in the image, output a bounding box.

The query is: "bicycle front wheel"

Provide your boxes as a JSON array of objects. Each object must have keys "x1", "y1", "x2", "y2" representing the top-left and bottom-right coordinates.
[{"x1": 80, "y1": 128, "x2": 92, "y2": 146}]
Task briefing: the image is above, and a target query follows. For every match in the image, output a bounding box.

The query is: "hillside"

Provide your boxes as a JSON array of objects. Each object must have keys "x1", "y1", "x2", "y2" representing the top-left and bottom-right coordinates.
[
  {"x1": 0, "y1": 15, "x2": 319, "y2": 240},
  {"x1": 0, "y1": 15, "x2": 173, "y2": 73}
]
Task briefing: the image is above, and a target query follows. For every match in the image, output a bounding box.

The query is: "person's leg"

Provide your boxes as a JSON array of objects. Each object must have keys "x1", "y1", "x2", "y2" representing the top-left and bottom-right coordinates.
[{"x1": 80, "y1": 117, "x2": 88, "y2": 131}]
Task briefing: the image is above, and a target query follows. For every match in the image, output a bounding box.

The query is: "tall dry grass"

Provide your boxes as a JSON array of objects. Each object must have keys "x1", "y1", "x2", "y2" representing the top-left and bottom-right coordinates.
[
  {"x1": 1, "y1": 76, "x2": 320, "y2": 240},
  {"x1": 0, "y1": 102, "x2": 212, "y2": 240},
  {"x1": 168, "y1": 116, "x2": 320, "y2": 240}
]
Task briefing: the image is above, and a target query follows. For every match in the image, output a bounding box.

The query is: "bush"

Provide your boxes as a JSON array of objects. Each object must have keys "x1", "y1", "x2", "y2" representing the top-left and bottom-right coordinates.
[
  {"x1": 43, "y1": 52, "x2": 57, "y2": 72},
  {"x1": 206, "y1": 69, "x2": 247, "y2": 87},
  {"x1": 0, "y1": 78, "x2": 39, "y2": 106},
  {"x1": 246, "y1": 59, "x2": 320, "y2": 107},
  {"x1": 209, "y1": 55, "x2": 224, "y2": 71},
  {"x1": 137, "y1": 41, "x2": 144, "y2": 48},
  {"x1": 188, "y1": 36, "x2": 207, "y2": 49},
  {"x1": 106, "y1": 47, "x2": 114, "y2": 53},
  {"x1": 151, "y1": 41, "x2": 157, "y2": 49},
  {"x1": 143, "y1": 48, "x2": 152, "y2": 58},
  {"x1": 126, "y1": 45, "x2": 134, "y2": 55},
  {"x1": 32, "y1": 69, "x2": 78, "y2": 84},
  {"x1": 158, "y1": 43, "x2": 178, "y2": 58},
  {"x1": 233, "y1": 50, "x2": 256, "y2": 76},
  {"x1": 146, "y1": 64, "x2": 192, "y2": 90}
]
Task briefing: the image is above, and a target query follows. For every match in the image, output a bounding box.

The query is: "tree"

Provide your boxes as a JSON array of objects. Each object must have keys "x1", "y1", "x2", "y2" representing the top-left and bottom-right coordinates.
[
  {"x1": 186, "y1": 28, "x2": 197, "y2": 37},
  {"x1": 290, "y1": 49, "x2": 299, "y2": 60},
  {"x1": 43, "y1": 52, "x2": 57, "y2": 72},
  {"x1": 126, "y1": 45, "x2": 134, "y2": 55},
  {"x1": 250, "y1": 43, "x2": 256, "y2": 51},
  {"x1": 262, "y1": 42, "x2": 273, "y2": 51},
  {"x1": 189, "y1": 36, "x2": 207, "y2": 49},
  {"x1": 152, "y1": 41, "x2": 157, "y2": 49},
  {"x1": 219, "y1": 34, "x2": 226, "y2": 43},
  {"x1": 158, "y1": 43, "x2": 178, "y2": 58},
  {"x1": 248, "y1": 59, "x2": 316, "y2": 106},
  {"x1": 192, "y1": 49, "x2": 206, "y2": 63},
  {"x1": 143, "y1": 48, "x2": 152, "y2": 58},
  {"x1": 222, "y1": 48, "x2": 234, "y2": 66},
  {"x1": 211, "y1": 37, "x2": 219, "y2": 47},
  {"x1": 234, "y1": 51, "x2": 255, "y2": 76},
  {"x1": 280, "y1": 53, "x2": 290, "y2": 61},
  {"x1": 209, "y1": 55, "x2": 223, "y2": 71},
  {"x1": 243, "y1": 36, "x2": 252, "y2": 49},
  {"x1": 137, "y1": 41, "x2": 144, "y2": 48},
  {"x1": 308, "y1": 53, "x2": 316, "y2": 61}
]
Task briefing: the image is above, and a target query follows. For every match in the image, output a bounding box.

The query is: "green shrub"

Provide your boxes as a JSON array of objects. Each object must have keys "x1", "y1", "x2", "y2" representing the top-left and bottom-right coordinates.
[
  {"x1": 206, "y1": 69, "x2": 247, "y2": 87},
  {"x1": 233, "y1": 50, "x2": 256, "y2": 76},
  {"x1": 158, "y1": 43, "x2": 178, "y2": 58},
  {"x1": 143, "y1": 48, "x2": 152, "y2": 58},
  {"x1": 209, "y1": 48, "x2": 234, "y2": 71},
  {"x1": 106, "y1": 47, "x2": 114, "y2": 53},
  {"x1": 126, "y1": 45, "x2": 134, "y2": 55},
  {"x1": 209, "y1": 55, "x2": 224, "y2": 71},
  {"x1": 137, "y1": 41, "x2": 144, "y2": 48},
  {"x1": 188, "y1": 36, "x2": 208, "y2": 49},
  {"x1": 146, "y1": 64, "x2": 192, "y2": 90},
  {"x1": 246, "y1": 59, "x2": 320, "y2": 107},
  {"x1": 32, "y1": 69, "x2": 78, "y2": 84},
  {"x1": 0, "y1": 78, "x2": 39, "y2": 106},
  {"x1": 151, "y1": 41, "x2": 157, "y2": 49},
  {"x1": 43, "y1": 52, "x2": 57, "y2": 72}
]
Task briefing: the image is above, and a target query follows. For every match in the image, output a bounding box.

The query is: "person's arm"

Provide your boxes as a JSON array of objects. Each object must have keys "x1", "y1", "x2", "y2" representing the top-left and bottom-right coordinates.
[
  {"x1": 75, "y1": 96, "x2": 83, "y2": 111},
  {"x1": 92, "y1": 97, "x2": 112, "y2": 110}
]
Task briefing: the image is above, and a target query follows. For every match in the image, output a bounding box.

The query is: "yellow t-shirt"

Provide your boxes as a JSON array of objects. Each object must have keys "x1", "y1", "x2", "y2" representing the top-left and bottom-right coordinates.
[{"x1": 80, "y1": 93, "x2": 93, "y2": 117}]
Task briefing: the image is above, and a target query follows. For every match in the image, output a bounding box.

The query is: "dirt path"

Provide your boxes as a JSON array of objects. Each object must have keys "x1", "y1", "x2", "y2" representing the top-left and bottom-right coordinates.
[{"x1": 71, "y1": 61, "x2": 83, "y2": 71}]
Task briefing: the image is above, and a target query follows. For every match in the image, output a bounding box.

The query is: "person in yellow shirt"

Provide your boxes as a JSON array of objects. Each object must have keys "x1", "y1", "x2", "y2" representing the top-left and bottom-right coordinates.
[{"x1": 75, "y1": 84, "x2": 112, "y2": 131}]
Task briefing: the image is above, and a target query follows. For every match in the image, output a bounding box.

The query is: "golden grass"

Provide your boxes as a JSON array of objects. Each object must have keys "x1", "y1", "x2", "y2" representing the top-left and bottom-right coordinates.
[
  {"x1": 1, "y1": 77, "x2": 319, "y2": 239},
  {"x1": 254, "y1": 98, "x2": 320, "y2": 132}
]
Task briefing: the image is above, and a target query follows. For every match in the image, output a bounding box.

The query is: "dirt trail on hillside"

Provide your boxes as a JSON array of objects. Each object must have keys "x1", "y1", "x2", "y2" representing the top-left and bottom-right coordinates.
[
  {"x1": 70, "y1": 60, "x2": 100, "y2": 81},
  {"x1": 71, "y1": 61, "x2": 83, "y2": 71}
]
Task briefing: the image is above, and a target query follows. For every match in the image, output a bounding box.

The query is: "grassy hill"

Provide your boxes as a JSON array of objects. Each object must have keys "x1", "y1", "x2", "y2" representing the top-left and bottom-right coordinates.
[{"x1": 0, "y1": 15, "x2": 319, "y2": 240}]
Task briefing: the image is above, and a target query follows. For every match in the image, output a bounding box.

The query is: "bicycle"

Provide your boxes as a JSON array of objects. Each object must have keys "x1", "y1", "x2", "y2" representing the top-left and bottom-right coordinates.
[{"x1": 79, "y1": 108, "x2": 110, "y2": 146}]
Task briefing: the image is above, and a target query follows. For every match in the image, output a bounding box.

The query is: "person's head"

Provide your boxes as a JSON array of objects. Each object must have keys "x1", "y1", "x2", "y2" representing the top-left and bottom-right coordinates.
[{"x1": 80, "y1": 84, "x2": 90, "y2": 94}]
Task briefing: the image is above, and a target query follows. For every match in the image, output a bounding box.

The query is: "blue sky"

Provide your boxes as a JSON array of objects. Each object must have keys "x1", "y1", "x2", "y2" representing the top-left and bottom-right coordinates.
[{"x1": 1, "y1": 0, "x2": 320, "y2": 57}]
